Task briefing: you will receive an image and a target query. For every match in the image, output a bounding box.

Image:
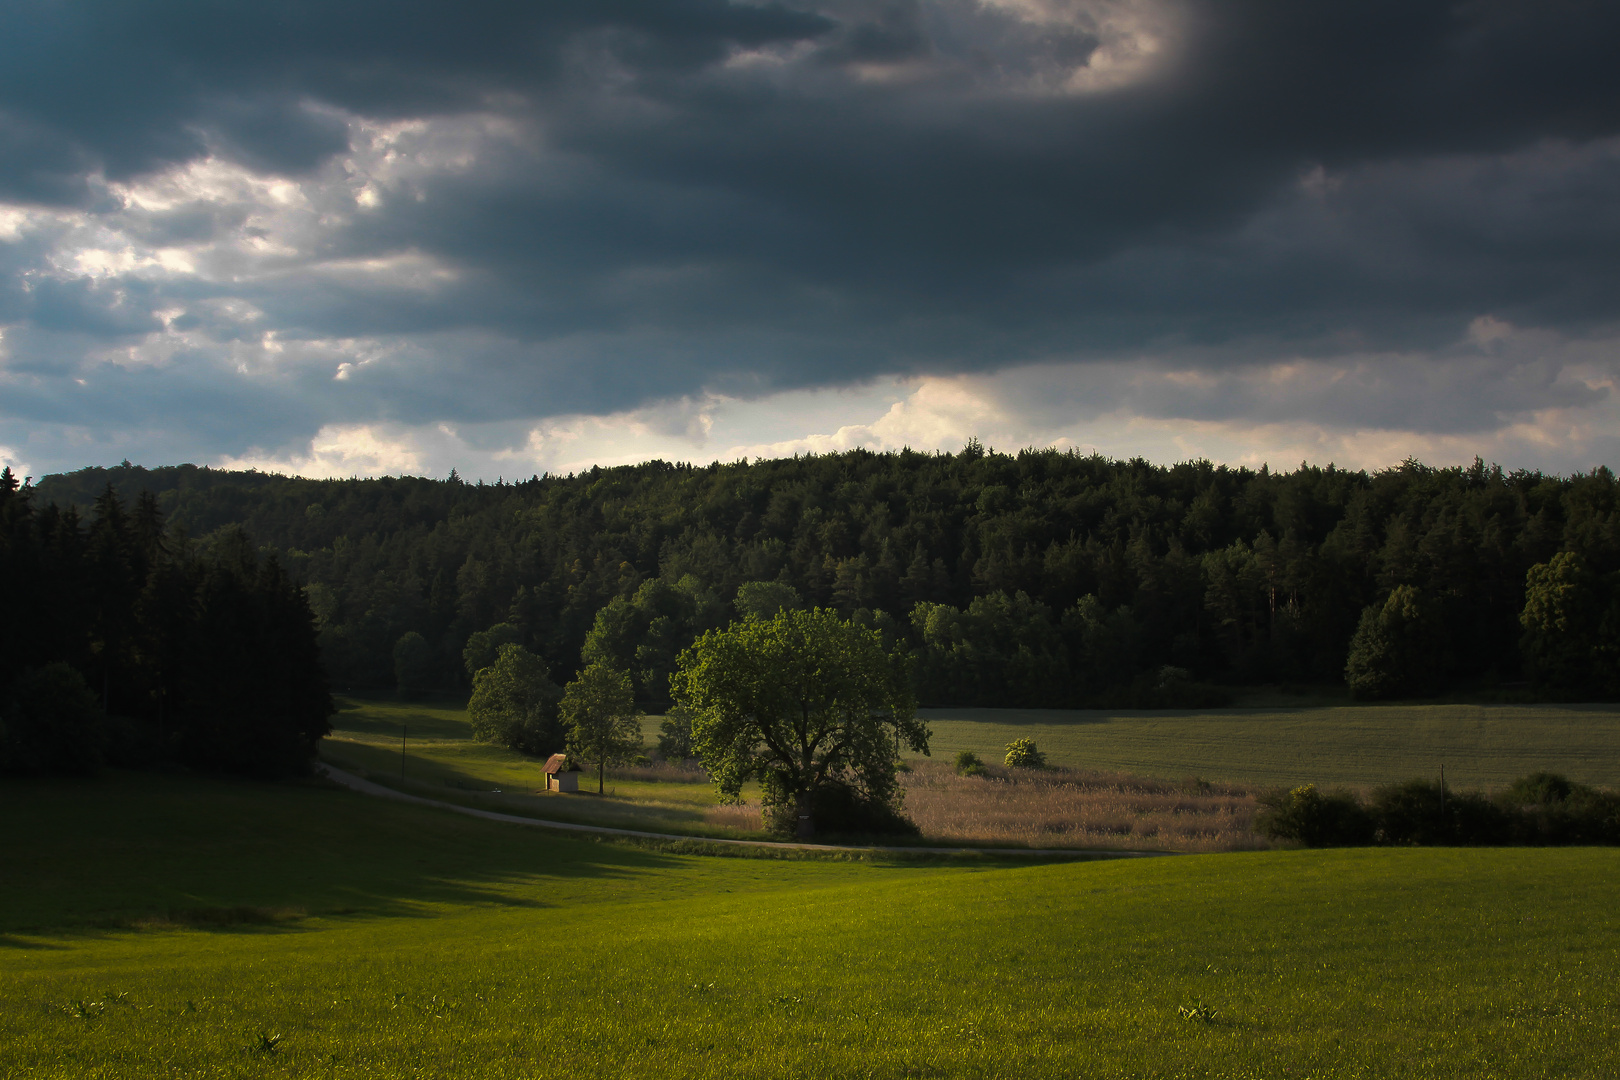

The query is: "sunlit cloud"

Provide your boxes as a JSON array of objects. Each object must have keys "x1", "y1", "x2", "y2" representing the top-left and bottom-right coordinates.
[{"x1": 1, "y1": 1, "x2": 1618, "y2": 479}]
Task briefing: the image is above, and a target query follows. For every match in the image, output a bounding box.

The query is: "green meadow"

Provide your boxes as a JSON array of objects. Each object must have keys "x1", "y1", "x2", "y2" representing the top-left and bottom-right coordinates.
[
  {"x1": 320, "y1": 697, "x2": 763, "y2": 837},
  {"x1": 4, "y1": 771, "x2": 1620, "y2": 1078},
  {"x1": 919, "y1": 702, "x2": 1620, "y2": 790},
  {"x1": 324, "y1": 697, "x2": 1620, "y2": 838}
]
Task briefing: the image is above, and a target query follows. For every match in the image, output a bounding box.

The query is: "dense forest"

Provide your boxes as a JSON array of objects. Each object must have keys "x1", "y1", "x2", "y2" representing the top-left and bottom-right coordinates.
[
  {"x1": 0, "y1": 468, "x2": 331, "y2": 777},
  {"x1": 25, "y1": 446, "x2": 1620, "y2": 712}
]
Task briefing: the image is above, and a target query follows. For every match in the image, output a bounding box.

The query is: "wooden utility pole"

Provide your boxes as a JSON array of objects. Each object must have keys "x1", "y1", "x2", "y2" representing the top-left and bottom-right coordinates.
[{"x1": 401, "y1": 724, "x2": 408, "y2": 779}]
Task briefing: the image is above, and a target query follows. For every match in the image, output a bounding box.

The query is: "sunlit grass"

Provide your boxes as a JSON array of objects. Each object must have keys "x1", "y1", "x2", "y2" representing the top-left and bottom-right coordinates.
[
  {"x1": 3, "y1": 772, "x2": 1617, "y2": 1078},
  {"x1": 321, "y1": 697, "x2": 766, "y2": 838},
  {"x1": 326, "y1": 696, "x2": 1620, "y2": 850},
  {"x1": 914, "y1": 702, "x2": 1620, "y2": 789}
]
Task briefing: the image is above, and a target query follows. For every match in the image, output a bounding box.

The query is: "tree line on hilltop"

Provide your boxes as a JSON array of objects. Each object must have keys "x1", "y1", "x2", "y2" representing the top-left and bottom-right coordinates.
[
  {"x1": 0, "y1": 468, "x2": 331, "y2": 777},
  {"x1": 25, "y1": 446, "x2": 1620, "y2": 723}
]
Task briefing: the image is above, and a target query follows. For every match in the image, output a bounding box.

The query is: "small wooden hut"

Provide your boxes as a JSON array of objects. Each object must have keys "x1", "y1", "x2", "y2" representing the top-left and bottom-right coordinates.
[{"x1": 543, "y1": 753, "x2": 578, "y2": 793}]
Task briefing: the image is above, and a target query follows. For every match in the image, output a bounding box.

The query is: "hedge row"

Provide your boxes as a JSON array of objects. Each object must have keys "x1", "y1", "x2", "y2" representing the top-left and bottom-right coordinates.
[{"x1": 1255, "y1": 773, "x2": 1620, "y2": 847}]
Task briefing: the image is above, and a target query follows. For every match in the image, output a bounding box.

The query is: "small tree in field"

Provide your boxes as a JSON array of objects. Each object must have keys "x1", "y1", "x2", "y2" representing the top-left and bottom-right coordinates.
[
  {"x1": 954, "y1": 749, "x2": 986, "y2": 777},
  {"x1": 561, "y1": 662, "x2": 643, "y2": 794},
  {"x1": 468, "y1": 644, "x2": 563, "y2": 756},
  {"x1": 1004, "y1": 738, "x2": 1045, "y2": 769},
  {"x1": 671, "y1": 607, "x2": 927, "y2": 839}
]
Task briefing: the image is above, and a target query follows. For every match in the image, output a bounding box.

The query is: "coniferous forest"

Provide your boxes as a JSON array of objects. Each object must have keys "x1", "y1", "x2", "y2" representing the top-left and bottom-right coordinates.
[
  {"x1": 0, "y1": 469, "x2": 331, "y2": 777},
  {"x1": 11, "y1": 447, "x2": 1620, "y2": 744}
]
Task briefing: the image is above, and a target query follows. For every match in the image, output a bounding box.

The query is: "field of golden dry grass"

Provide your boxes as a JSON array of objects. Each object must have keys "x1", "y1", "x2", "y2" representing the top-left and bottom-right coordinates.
[{"x1": 899, "y1": 761, "x2": 1262, "y2": 852}]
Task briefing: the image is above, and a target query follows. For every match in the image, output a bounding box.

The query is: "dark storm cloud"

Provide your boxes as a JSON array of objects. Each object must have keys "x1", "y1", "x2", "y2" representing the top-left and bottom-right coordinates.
[
  {"x1": 3, "y1": 0, "x2": 1620, "y2": 469},
  {"x1": 0, "y1": 0, "x2": 830, "y2": 193}
]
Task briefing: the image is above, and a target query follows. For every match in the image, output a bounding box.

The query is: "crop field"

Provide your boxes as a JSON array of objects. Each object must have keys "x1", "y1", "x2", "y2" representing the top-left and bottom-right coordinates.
[
  {"x1": 915, "y1": 702, "x2": 1620, "y2": 790},
  {"x1": 3, "y1": 771, "x2": 1619, "y2": 1078}
]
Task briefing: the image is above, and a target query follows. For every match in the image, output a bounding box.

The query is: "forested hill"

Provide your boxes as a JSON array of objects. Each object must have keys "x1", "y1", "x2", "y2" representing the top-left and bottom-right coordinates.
[{"x1": 31, "y1": 449, "x2": 1620, "y2": 705}]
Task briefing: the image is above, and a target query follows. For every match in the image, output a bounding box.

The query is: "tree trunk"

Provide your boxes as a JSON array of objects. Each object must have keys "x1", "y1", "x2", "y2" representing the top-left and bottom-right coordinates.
[
  {"x1": 598, "y1": 757, "x2": 604, "y2": 795},
  {"x1": 795, "y1": 787, "x2": 814, "y2": 839}
]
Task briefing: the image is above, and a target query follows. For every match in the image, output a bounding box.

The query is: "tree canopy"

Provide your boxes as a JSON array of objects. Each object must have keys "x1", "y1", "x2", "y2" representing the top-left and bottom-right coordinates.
[
  {"x1": 0, "y1": 468, "x2": 332, "y2": 777},
  {"x1": 560, "y1": 662, "x2": 643, "y2": 794},
  {"x1": 467, "y1": 643, "x2": 563, "y2": 757},
  {"x1": 672, "y1": 607, "x2": 926, "y2": 838},
  {"x1": 1519, "y1": 552, "x2": 1620, "y2": 697},
  {"x1": 27, "y1": 450, "x2": 1620, "y2": 704}
]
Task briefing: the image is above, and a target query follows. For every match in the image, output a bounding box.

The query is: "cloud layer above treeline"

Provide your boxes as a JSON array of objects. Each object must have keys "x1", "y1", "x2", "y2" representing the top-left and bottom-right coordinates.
[{"x1": 3, "y1": 0, "x2": 1620, "y2": 478}]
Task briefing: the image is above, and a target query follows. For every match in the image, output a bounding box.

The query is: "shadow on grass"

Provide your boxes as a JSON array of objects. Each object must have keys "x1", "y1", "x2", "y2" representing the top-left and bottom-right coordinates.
[
  {"x1": 1, "y1": 906, "x2": 320, "y2": 949},
  {"x1": 0, "y1": 770, "x2": 711, "y2": 948},
  {"x1": 329, "y1": 703, "x2": 472, "y2": 740}
]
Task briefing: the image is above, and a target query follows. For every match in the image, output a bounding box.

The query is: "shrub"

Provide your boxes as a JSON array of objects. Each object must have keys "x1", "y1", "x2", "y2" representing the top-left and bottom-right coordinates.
[
  {"x1": 1004, "y1": 738, "x2": 1045, "y2": 769},
  {"x1": 760, "y1": 776, "x2": 920, "y2": 838},
  {"x1": 954, "y1": 750, "x2": 986, "y2": 777},
  {"x1": 1254, "y1": 784, "x2": 1374, "y2": 846},
  {"x1": 1446, "y1": 789, "x2": 1512, "y2": 845},
  {"x1": 1506, "y1": 771, "x2": 1576, "y2": 805},
  {"x1": 1258, "y1": 771, "x2": 1620, "y2": 848},
  {"x1": 1498, "y1": 773, "x2": 1620, "y2": 845},
  {"x1": 1371, "y1": 779, "x2": 1510, "y2": 846}
]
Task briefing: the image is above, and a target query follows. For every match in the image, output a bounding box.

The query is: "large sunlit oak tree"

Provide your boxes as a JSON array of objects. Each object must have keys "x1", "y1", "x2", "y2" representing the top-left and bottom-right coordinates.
[{"x1": 671, "y1": 607, "x2": 926, "y2": 839}]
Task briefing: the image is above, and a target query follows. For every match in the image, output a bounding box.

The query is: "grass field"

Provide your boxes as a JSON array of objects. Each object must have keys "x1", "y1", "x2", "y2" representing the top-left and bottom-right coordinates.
[
  {"x1": 331, "y1": 695, "x2": 1620, "y2": 793},
  {"x1": 915, "y1": 702, "x2": 1620, "y2": 790},
  {"x1": 320, "y1": 697, "x2": 769, "y2": 838},
  {"x1": 3, "y1": 771, "x2": 1618, "y2": 1078},
  {"x1": 324, "y1": 695, "x2": 1620, "y2": 850},
  {"x1": 322, "y1": 697, "x2": 1268, "y2": 850}
]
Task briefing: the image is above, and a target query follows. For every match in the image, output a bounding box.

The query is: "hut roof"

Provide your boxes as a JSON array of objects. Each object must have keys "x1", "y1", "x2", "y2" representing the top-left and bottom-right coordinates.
[{"x1": 543, "y1": 753, "x2": 569, "y2": 774}]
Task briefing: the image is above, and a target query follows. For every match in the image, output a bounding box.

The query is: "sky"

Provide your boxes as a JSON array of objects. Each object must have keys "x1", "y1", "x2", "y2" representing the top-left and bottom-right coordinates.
[{"x1": 2, "y1": 0, "x2": 1620, "y2": 482}]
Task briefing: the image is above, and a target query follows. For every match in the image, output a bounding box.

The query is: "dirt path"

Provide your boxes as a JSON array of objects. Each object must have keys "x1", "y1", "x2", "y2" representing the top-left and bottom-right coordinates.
[{"x1": 318, "y1": 765, "x2": 1165, "y2": 861}]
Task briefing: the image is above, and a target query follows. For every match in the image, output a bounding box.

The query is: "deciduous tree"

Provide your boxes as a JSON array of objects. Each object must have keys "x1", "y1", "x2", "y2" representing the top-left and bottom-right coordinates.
[
  {"x1": 1520, "y1": 552, "x2": 1620, "y2": 696},
  {"x1": 671, "y1": 607, "x2": 926, "y2": 839},
  {"x1": 561, "y1": 661, "x2": 642, "y2": 794},
  {"x1": 1344, "y1": 585, "x2": 1447, "y2": 700},
  {"x1": 468, "y1": 644, "x2": 563, "y2": 756}
]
